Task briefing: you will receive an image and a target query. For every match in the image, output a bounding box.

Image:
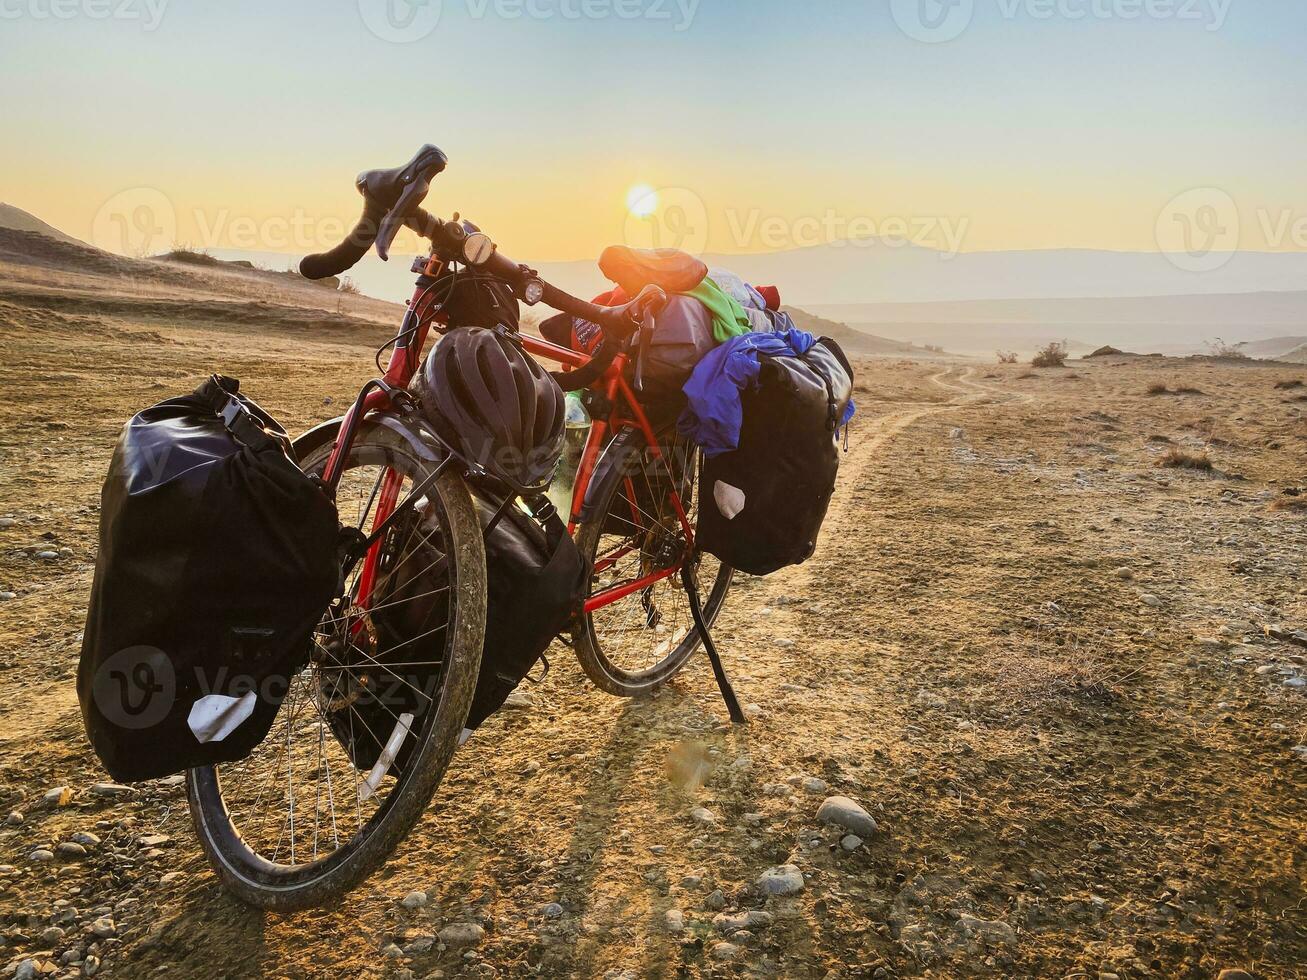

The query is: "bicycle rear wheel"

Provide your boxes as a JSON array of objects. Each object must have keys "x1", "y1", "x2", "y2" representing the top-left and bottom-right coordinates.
[
  {"x1": 573, "y1": 433, "x2": 733, "y2": 697},
  {"x1": 187, "y1": 422, "x2": 486, "y2": 911}
]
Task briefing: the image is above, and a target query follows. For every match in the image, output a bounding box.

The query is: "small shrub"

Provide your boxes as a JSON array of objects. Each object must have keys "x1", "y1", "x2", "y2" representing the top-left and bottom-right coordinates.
[
  {"x1": 338, "y1": 276, "x2": 362, "y2": 295},
  {"x1": 1273, "y1": 379, "x2": 1303, "y2": 390},
  {"x1": 1146, "y1": 382, "x2": 1170, "y2": 396},
  {"x1": 1016, "y1": 371, "x2": 1037, "y2": 380},
  {"x1": 997, "y1": 351, "x2": 1019, "y2": 364},
  {"x1": 1157, "y1": 448, "x2": 1213, "y2": 471},
  {"x1": 1032, "y1": 341, "x2": 1068, "y2": 368},
  {"x1": 162, "y1": 246, "x2": 219, "y2": 266},
  {"x1": 1206, "y1": 337, "x2": 1248, "y2": 360}
]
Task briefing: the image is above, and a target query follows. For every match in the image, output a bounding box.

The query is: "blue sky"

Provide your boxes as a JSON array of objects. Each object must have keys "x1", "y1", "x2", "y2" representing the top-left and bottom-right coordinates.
[{"x1": 2, "y1": 0, "x2": 1303, "y2": 259}]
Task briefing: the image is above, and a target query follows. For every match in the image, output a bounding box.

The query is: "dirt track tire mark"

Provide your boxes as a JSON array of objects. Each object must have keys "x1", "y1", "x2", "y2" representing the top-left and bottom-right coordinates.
[{"x1": 858, "y1": 365, "x2": 1027, "y2": 454}]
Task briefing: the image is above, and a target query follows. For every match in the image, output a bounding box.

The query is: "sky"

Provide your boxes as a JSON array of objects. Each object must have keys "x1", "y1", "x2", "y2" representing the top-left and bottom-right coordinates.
[{"x1": 1, "y1": 0, "x2": 1304, "y2": 263}]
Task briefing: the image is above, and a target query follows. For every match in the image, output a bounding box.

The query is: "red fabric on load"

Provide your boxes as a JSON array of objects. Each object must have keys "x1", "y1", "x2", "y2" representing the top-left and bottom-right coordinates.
[
  {"x1": 755, "y1": 285, "x2": 781, "y2": 311},
  {"x1": 570, "y1": 286, "x2": 630, "y2": 354}
]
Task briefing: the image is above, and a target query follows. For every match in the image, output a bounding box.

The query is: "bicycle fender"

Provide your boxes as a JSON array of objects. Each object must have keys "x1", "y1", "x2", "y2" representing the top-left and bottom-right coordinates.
[
  {"x1": 292, "y1": 412, "x2": 456, "y2": 471},
  {"x1": 577, "y1": 426, "x2": 646, "y2": 524}
]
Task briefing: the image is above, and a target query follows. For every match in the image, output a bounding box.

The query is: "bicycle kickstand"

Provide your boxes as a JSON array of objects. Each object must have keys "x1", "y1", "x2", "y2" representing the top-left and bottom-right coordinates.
[{"x1": 682, "y1": 556, "x2": 747, "y2": 725}]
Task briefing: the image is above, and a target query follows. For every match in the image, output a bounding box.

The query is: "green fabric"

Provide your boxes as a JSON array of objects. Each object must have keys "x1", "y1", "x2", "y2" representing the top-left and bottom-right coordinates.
[{"x1": 683, "y1": 276, "x2": 753, "y2": 344}]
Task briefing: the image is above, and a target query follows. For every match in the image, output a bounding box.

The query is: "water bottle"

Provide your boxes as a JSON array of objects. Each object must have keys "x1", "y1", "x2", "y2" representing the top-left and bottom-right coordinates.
[{"x1": 547, "y1": 392, "x2": 592, "y2": 519}]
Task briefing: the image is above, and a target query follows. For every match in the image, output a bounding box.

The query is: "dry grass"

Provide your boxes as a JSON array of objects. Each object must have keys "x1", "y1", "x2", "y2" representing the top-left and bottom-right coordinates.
[
  {"x1": 997, "y1": 350, "x2": 1019, "y2": 364},
  {"x1": 1272, "y1": 379, "x2": 1303, "y2": 390},
  {"x1": 1147, "y1": 382, "x2": 1205, "y2": 396},
  {"x1": 1032, "y1": 341, "x2": 1068, "y2": 368},
  {"x1": 1157, "y1": 448, "x2": 1214, "y2": 471}
]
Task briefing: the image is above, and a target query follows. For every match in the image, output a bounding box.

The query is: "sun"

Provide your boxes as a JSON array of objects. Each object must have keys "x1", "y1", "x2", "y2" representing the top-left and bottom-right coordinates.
[{"x1": 626, "y1": 184, "x2": 658, "y2": 218}]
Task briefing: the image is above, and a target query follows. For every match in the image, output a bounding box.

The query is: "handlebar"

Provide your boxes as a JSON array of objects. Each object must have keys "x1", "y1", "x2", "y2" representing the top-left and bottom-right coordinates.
[{"x1": 300, "y1": 145, "x2": 667, "y2": 350}]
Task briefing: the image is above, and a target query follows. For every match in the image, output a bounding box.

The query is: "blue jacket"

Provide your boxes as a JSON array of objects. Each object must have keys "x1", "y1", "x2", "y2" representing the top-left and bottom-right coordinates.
[{"x1": 678, "y1": 328, "x2": 855, "y2": 457}]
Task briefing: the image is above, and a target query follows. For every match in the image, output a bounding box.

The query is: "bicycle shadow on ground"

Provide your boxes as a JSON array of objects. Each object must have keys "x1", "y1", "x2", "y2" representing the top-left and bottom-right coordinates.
[{"x1": 533, "y1": 677, "x2": 766, "y2": 977}]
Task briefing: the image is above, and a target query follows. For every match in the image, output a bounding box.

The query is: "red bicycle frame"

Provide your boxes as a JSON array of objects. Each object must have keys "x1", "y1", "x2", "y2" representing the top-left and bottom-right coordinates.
[{"x1": 320, "y1": 266, "x2": 697, "y2": 618}]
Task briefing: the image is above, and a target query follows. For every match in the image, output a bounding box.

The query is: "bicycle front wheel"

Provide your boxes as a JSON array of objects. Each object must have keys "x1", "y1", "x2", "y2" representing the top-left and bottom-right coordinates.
[{"x1": 187, "y1": 421, "x2": 486, "y2": 911}]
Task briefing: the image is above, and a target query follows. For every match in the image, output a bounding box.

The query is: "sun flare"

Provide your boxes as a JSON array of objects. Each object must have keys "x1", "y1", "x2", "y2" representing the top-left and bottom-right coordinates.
[{"x1": 626, "y1": 184, "x2": 658, "y2": 218}]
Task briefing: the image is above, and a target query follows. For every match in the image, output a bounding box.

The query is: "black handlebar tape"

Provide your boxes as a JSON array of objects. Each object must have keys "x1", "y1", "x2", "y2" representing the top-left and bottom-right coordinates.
[
  {"x1": 551, "y1": 336, "x2": 621, "y2": 392},
  {"x1": 300, "y1": 199, "x2": 387, "y2": 280}
]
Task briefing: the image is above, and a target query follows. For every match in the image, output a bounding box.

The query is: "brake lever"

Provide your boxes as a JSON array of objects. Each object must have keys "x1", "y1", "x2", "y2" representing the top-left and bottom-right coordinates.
[{"x1": 375, "y1": 177, "x2": 431, "y2": 261}]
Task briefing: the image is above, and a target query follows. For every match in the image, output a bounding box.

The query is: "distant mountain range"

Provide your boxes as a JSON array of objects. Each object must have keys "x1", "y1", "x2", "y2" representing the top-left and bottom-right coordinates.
[
  {"x1": 4, "y1": 202, "x2": 1305, "y2": 358},
  {"x1": 809, "y1": 291, "x2": 1307, "y2": 355}
]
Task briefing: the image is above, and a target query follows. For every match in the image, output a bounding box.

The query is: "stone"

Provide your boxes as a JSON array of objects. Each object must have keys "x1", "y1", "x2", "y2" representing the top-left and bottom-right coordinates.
[
  {"x1": 438, "y1": 923, "x2": 484, "y2": 947},
  {"x1": 841, "y1": 834, "x2": 863, "y2": 851},
  {"x1": 135, "y1": 834, "x2": 171, "y2": 848},
  {"x1": 0, "y1": 592, "x2": 15, "y2": 601},
  {"x1": 56, "y1": 842, "x2": 87, "y2": 859},
  {"x1": 1290, "y1": 745, "x2": 1307, "y2": 759},
  {"x1": 801, "y1": 777, "x2": 829, "y2": 794},
  {"x1": 1216, "y1": 971, "x2": 1256, "y2": 980},
  {"x1": 954, "y1": 914, "x2": 1015, "y2": 945},
  {"x1": 400, "y1": 890, "x2": 427, "y2": 910},
  {"x1": 709, "y1": 942, "x2": 739, "y2": 961},
  {"x1": 705, "y1": 889, "x2": 727, "y2": 911},
  {"x1": 14, "y1": 961, "x2": 38, "y2": 980},
  {"x1": 70, "y1": 832, "x2": 100, "y2": 848},
  {"x1": 29, "y1": 849, "x2": 55, "y2": 863},
  {"x1": 1140, "y1": 594, "x2": 1162, "y2": 608},
  {"x1": 88, "y1": 917, "x2": 115, "y2": 939},
  {"x1": 84, "y1": 956, "x2": 101, "y2": 976},
  {"x1": 663, "y1": 909, "x2": 684, "y2": 933},
  {"x1": 380, "y1": 942, "x2": 403, "y2": 959},
  {"x1": 540, "y1": 902, "x2": 564, "y2": 919},
  {"x1": 1284, "y1": 677, "x2": 1306, "y2": 689},
  {"x1": 688, "y1": 806, "x2": 717, "y2": 826},
  {"x1": 40, "y1": 926, "x2": 65, "y2": 945},
  {"x1": 36, "y1": 550, "x2": 59, "y2": 560},
  {"x1": 713, "y1": 910, "x2": 772, "y2": 933},
  {"x1": 501, "y1": 690, "x2": 534, "y2": 710},
  {"x1": 757, "y1": 864, "x2": 805, "y2": 896},
  {"x1": 816, "y1": 796, "x2": 878, "y2": 838},
  {"x1": 42, "y1": 787, "x2": 73, "y2": 808},
  {"x1": 89, "y1": 784, "x2": 133, "y2": 798},
  {"x1": 402, "y1": 934, "x2": 435, "y2": 956},
  {"x1": 6, "y1": 811, "x2": 23, "y2": 826}
]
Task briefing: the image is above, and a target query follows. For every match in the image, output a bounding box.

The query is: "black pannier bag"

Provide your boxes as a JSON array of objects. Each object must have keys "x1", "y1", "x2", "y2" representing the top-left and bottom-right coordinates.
[
  {"x1": 321, "y1": 493, "x2": 585, "y2": 775},
  {"x1": 77, "y1": 377, "x2": 340, "y2": 782},
  {"x1": 696, "y1": 339, "x2": 853, "y2": 576}
]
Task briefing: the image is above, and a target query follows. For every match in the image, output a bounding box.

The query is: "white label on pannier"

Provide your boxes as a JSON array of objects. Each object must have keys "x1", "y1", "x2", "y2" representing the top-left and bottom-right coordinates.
[
  {"x1": 714, "y1": 480, "x2": 747, "y2": 520},
  {"x1": 187, "y1": 692, "x2": 257, "y2": 743}
]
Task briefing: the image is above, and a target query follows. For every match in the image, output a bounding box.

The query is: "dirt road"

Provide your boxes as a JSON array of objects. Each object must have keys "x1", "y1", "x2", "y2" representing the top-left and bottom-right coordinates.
[{"x1": 0, "y1": 251, "x2": 1304, "y2": 978}]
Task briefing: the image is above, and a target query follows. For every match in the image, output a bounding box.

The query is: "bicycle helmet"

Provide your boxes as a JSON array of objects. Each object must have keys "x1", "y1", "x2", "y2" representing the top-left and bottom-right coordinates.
[{"x1": 413, "y1": 327, "x2": 565, "y2": 492}]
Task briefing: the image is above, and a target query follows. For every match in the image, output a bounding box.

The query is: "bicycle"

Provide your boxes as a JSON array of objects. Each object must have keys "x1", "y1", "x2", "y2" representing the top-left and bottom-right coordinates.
[{"x1": 186, "y1": 145, "x2": 736, "y2": 910}]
